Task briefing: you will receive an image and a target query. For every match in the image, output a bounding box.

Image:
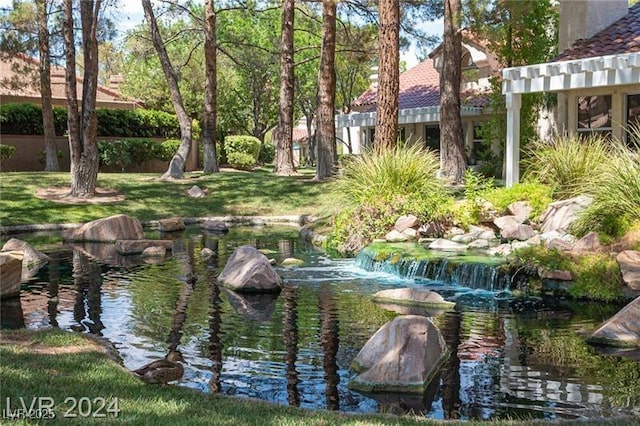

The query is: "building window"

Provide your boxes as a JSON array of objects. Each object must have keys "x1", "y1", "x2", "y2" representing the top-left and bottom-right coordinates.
[
  {"x1": 627, "y1": 94, "x2": 640, "y2": 146},
  {"x1": 424, "y1": 125, "x2": 440, "y2": 153},
  {"x1": 577, "y1": 95, "x2": 612, "y2": 137}
]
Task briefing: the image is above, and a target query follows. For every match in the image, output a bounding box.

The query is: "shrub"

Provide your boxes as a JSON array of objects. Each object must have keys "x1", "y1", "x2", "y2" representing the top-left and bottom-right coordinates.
[
  {"x1": 0, "y1": 103, "x2": 44, "y2": 134},
  {"x1": 227, "y1": 151, "x2": 256, "y2": 170},
  {"x1": 483, "y1": 180, "x2": 554, "y2": 219},
  {"x1": 258, "y1": 142, "x2": 275, "y2": 164},
  {"x1": 523, "y1": 134, "x2": 613, "y2": 199},
  {"x1": 0, "y1": 144, "x2": 16, "y2": 162},
  {"x1": 224, "y1": 135, "x2": 261, "y2": 162},
  {"x1": 329, "y1": 144, "x2": 453, "y2": 254},
  {"x1": 98, "y1": 138, "x2": 157, "y2": 171},
  {"x1": 156, "y1": 139, "x2": 181, "y2": 162},
  {"x1": 38, "y1": 150, "x2": 64, "y2": 165}
]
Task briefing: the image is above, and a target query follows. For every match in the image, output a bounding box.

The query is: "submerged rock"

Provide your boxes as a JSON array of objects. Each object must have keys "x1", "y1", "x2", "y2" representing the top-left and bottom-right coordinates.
[
  {"x1": 372, "y1": 288, "x2": 455, "y2": 309},
  {"x1": 218, "y1": 245, "x2": 283, "y2": 293},
  {"x1": 349, "y1": 315, "x2": 448, "y2": 393},
  {"x1": 588, "y1": 296, "x2": 640, "y2": 348}
]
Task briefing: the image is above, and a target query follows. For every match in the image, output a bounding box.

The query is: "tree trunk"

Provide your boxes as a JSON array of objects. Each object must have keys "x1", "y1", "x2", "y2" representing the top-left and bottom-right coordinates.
[
  {"x1": 315, "y1": 0, "x2": 337, "y2": 181},
  {"x1": 440, "y1": 0, "x2": 466, "y2": 184},
  {"x1": 37, "y1": 0, "x2": 59, "y2": 172},
  {"x1": 202, "y1": 0, "x2": 219, "y2": 174},
  {"x1": 142, "y1": 0, "x2": 192, "y2": 180},
  {"x1": 274, "y1": 0, "x2": 297, "y2": 175},
  {"x1": 63, "y1": 0, "x2": 101, "y2": 198},
  {"x1": 374, "y1": 0, "x2": 399, "y2": 151}
]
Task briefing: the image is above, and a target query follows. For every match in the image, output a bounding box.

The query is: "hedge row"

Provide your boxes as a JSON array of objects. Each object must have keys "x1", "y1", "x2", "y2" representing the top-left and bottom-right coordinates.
[{"x1": 0, "y1": 103, "x2": 181, "y2": 138}]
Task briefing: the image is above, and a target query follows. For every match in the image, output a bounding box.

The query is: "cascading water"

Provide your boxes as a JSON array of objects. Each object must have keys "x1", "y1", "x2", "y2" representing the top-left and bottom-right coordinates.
[{"x1": 354, "y1": 244, "x2": 511, "y2": 291}]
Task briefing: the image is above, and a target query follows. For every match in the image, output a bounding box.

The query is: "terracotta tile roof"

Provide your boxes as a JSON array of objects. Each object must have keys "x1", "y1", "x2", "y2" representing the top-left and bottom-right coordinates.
[
  {"x1": 352, "y1": 59, "x2": 441, "y2": 113},
  {"x1": 292, "y1": 126, "x2": 309, "y2": 142},
  {"x1": 555, "y1": 3, "x2": 640, "y2": 61}
]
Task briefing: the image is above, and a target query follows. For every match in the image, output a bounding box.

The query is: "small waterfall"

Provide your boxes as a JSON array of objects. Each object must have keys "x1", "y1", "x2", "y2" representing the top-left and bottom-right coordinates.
[{"x1": 355, "y1": 246, "x2": 511, "y2": 291}]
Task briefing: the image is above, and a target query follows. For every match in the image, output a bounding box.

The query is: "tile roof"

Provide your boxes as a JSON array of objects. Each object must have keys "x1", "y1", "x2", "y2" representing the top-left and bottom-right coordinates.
[{"x1": 555, "y1": 2, "x2": 640, "y2": 61}]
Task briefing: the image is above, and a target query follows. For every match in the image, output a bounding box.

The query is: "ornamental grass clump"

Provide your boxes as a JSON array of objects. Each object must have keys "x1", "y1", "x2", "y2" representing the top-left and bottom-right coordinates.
[
  {"x1": 523, "y1": 134, "x2": 613, "y2": 199},
  {"x1": 330, "y1": 144, "x2": 452, "y2": 254}
]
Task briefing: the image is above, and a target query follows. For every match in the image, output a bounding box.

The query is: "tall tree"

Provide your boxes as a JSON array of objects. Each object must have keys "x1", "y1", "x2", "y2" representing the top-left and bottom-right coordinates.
[
  {"x1": 439, "y1": 0, "x2": 465, "y2": 184},
  {"x1": 274, "y1": 0, "x2": 297, "y2": 175},
  {"x1": 63, "y1": 0, "x2": 102, "y2": 197},
  {"x1": 373, "y1": 0, "x2": 399, "y2": 151},
  {"x1": 36, "y1": 0, "x2": 59, "y2": 171},
  {"x1": 142, "y1": 0, "x2": 193, "y2": 180},
  {"x1": 315, "y1": 0, "x2": 337, "y2": 180},
  {"x1": 202, "y1": 0, "x2": 219, "y2": 174}
]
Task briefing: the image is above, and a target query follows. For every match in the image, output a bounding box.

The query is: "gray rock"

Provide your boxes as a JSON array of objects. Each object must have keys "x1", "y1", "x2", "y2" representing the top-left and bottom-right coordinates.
[
  {"x1": 2, "y1": 238, "x2": 49, "y2": 281},
  {"x1": 488, "y1": 243, "x2": 512, "y2": 257},
  {"x1": 467, "y1": 239, "x2": 490, "y2": 250},
  {"x1": 349, "y1": 315, "x2": 448, "y2": 393},
  {"x1": 494, "y1": 215, "x2": 521, "y2": 230},
  {"x1": 158, "y1": 217, "x2": 185, "y2": 232},
  {"x1": 446, "y1": 227, "x2": 465, "y2": 237},
  {"x1": 507, "y1": 201, "x2": 533, "y2": 223},
  {"x1": 63, "y1": 214, "x2": 144, "y2": 242},
  {"x1": 451, "y1": 234, "x2": 474, "y2": 244},
  {"x1": 200, "y1": 247, "x2": 214, "y2": 260},
  {"x1": 468, "y1": 225, "x2": 491, "y2": 238},
  {"x1": 511, "y1": 240, "x2": 533, "y2": 251},
  {"x1": 546, "y1": 238, "x2": 573, "y2": 251},
  {"x1": 187, "y1": 185, "x2": 206, "y2": 198},
  {"x1": 428, "y1": 238, "x2": 467, "y2": 252},
  {"x1": 218, "y1": 245, "x2": 283, "y2": 293},
  {"x1": 540, "y1": 230, "x2": 566, "y2": 242},
  {"x1": 202, "y1": 220, "x2": 229, "y2": 233},
  {"x1": 115, "y1": 240, "x2": 173, "y2": 255},
  {"x1": 525, "y1": 235, "x2": 542, "y2": 246},
  {"x1": 501, "y1": 224, "x2": 536, "y2": 241},
  {"x1": 418, "y1": 222, "x2": 445, "y2": 238},
  {"x1": 0, "y1": 251, "x2": 23, "y2": 298},
  {"x1": 617, "y1": 251, "x2": 640, "y2": 291},
  {"x1": 372, "y1": 288, "x2": 455, "y2": 309},
  {"x1": 574, "y1": 232, "x2": 602, "y2": 252},
  {"x1": 540, "y1": 195, "x2": 593, "y2": 233},
  {"x1": 588, "y1": 296, "x2": 640, "y2": 348},
  {"x1": 281, "y1": 257, "x2": 304, "y2": 266},
  {"x1": 385, "y1": 229, "x2": 408, "y2": 242},
  {"x1": 394, "y1": 214, "x2": 419, "y2": 232},
  {"x1": 402, "y1": 228, "x2": 418, "y2": 239},
  {"x1": 142, "y1": 246, "x2": 167, "y2": 258},
  {"x1": 478, "y1": 230, "x2": 498, "y2": 240}
]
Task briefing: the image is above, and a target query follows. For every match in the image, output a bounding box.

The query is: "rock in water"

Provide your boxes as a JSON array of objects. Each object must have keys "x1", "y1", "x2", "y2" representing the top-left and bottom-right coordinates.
[{"x1": 218, "y1": 245, "x2": 283, "y2": 293}]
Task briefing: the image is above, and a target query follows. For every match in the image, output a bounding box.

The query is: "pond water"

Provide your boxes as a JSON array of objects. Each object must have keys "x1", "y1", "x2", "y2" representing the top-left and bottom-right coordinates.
[{"x1": 2, "y1": 226, "x2": 640, "y2": 421}]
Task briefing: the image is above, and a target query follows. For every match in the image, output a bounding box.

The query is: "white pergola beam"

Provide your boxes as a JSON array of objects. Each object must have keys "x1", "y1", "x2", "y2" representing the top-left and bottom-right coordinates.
[{"x1": 505, "y1": 93, "x2": 521, "y2": 187}]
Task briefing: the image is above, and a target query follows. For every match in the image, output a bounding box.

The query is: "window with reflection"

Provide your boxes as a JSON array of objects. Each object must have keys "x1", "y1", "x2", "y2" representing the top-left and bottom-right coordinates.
[
  {"x1": 627, "y1": 94, "x2": 640, "y2": 147},
  {"x1": 577, "y1": 95, "x2": 612, "y2": 137}
]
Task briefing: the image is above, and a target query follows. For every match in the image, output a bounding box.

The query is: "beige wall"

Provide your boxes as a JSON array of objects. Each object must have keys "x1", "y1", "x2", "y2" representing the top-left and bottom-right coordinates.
[
  {"x1": 0, "y1": 135, "x2": 198, "y2": 173},
  {"x1": 558, "y1": 0, "x2": 628, "y2": 52}
]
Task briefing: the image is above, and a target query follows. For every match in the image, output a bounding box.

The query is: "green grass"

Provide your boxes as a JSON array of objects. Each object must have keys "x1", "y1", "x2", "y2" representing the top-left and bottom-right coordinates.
[
  {"x1": 0, "y1": 169, "x2": 341, "y2": 227},
  {"x1": 2, "y1": 329, "x2": 634, "y2": 426}
]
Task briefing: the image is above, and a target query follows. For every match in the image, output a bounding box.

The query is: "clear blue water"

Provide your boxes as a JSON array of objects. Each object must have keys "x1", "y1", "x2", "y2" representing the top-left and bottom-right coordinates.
[{"x1": 2, "y1": 225, "x2": 639, "y2": 421}]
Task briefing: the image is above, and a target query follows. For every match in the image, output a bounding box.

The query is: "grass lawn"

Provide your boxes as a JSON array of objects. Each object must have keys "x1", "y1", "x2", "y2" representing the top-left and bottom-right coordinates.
[
  {"x1": 0, "y1": 169, "x2": 341, "y2": 227},
  {"x1": 4, "y1": 328, "x2": 630, "y2": 426}
]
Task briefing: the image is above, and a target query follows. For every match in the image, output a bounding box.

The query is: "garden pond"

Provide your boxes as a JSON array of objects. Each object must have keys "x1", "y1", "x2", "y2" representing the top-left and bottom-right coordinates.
[{"x1": 2, "y1": 225, "x2": 639, "y2": 421}]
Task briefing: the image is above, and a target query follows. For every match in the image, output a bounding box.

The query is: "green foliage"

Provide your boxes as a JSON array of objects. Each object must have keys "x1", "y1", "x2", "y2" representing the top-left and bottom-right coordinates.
[
  {"x1": 330, "y1": 145, "x2": 454, "y2": 253},
  {"x1": 227, "y1": 151, "x2": 256, "y2": 170},
  {"x1": 156, "y1": 139, "x2": 181, "y2": 162},
  {"x1": 37, "y1": 149, "x2": 64, "y2": 165},
  {"x1": 462, "y1": 169, "x2": 495, "y2": 223},
  {"x1": 224, "y1": 135, "x2": 261, "y2": 161},
  {"x1": 523, "y1": 134, "x2": 613, "y2": 199},
  {"x1": 0, "y1": 103, "x2": 180, "y2": 138},
  {"x1": 98, "y1": 138, "x2": 158, "y2": 171},
  {"x1": 0, "y1": 144, "x2": 16, "y2": 161},
  {"x1": 510, "y1": 246, "x2": 624, "y2": 302},
  {"x1": 258, "y1": 142, "x2": 275, "y2": 165},
  {"x1": 483, "y1": 180, "x2": 553, "y2": 218}
]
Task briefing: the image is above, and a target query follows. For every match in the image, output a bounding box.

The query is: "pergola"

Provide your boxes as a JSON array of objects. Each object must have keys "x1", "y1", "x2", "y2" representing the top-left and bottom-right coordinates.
[{"x1": 501, "y1": 51, "x2": 640, "y2": 186}]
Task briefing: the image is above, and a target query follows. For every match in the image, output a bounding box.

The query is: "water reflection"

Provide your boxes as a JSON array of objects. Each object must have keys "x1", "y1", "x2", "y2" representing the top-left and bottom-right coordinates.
[
  {"x1": 0, "y1": 297, "x2": 25, "y2": 329},
  {"x1": 318, "y1": 285, "x2": 340, "y2": 411},
  {"x1": 9, "y1": 227, "x2": 640, "y2": 421},
  {"x1": 282, "y1": 284, "x2": 300, "y2": 406}
]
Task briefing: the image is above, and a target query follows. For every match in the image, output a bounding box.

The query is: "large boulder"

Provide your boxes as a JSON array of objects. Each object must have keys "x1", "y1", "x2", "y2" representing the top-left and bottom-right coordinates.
[
  {"x1": 63, "y1": 214, "x2": 144, "y2": 242},
  {"x1": 616, "y1": 250, "x2": 640, "y2": 291},
  {"x1": 394, "y1": 215, "x2": 419, "y2": 233},
  {"x1": 349, "y1": 315, "x2": 448, "y2": 393},
  {"x1": 0, "y1": 251, "x2": 23, "y2": 299},
  {"x1": 2, "y1": 238, "x2": 49, "y2": 281},
  {"x1": 588, "y1": 296, "x2": 640, "y2": 348},
  {"x1": 539, "y1": 196, "x2": 592, "y2": 233},
  {"x1": 501, "y1": 223, "x2": 536, "y2": 241},
  {"x1": 218, "y1": 245, "x2": 283, "y2": 293},
  {"x1": 507, "y1": 201, "x2": 533, "y2": 224}
]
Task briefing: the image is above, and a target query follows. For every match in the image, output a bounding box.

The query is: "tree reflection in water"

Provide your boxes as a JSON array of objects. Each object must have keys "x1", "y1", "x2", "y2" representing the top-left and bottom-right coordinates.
[
  {"x1": 72, "y1": 251, "x2": 104, "y2": 335},
  {"x1": 282, "y1": 283, "x2": 300, "y2": 406},
  {"x1": 318, "y1": 285, "x2": 340, "y2": 410},
  {"x1": 206, "y1": 239, "x2": 223, "y2": 394}
]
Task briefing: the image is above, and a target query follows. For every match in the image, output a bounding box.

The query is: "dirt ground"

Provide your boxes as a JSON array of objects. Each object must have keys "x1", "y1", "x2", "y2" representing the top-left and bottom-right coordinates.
[{"x1": 35, "y1": 187, "x2": 125, "y2": 204}]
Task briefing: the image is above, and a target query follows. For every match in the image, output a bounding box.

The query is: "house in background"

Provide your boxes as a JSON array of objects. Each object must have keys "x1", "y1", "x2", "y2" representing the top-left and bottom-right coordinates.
[
  {"x1": 502, "y1": 0, "x2": 640, "y2": 186},
  {"x1": 0, "y1": 53, "x2": 142, "y2": 109},
  {"x1": 336, "y1": 32, "x2": 500, "y2": 167}
]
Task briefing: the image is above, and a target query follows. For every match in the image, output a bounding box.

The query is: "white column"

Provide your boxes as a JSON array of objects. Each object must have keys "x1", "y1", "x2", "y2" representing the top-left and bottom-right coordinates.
[{"x1": 505, "y1": 92, "x2": 522, "y2": 187}]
